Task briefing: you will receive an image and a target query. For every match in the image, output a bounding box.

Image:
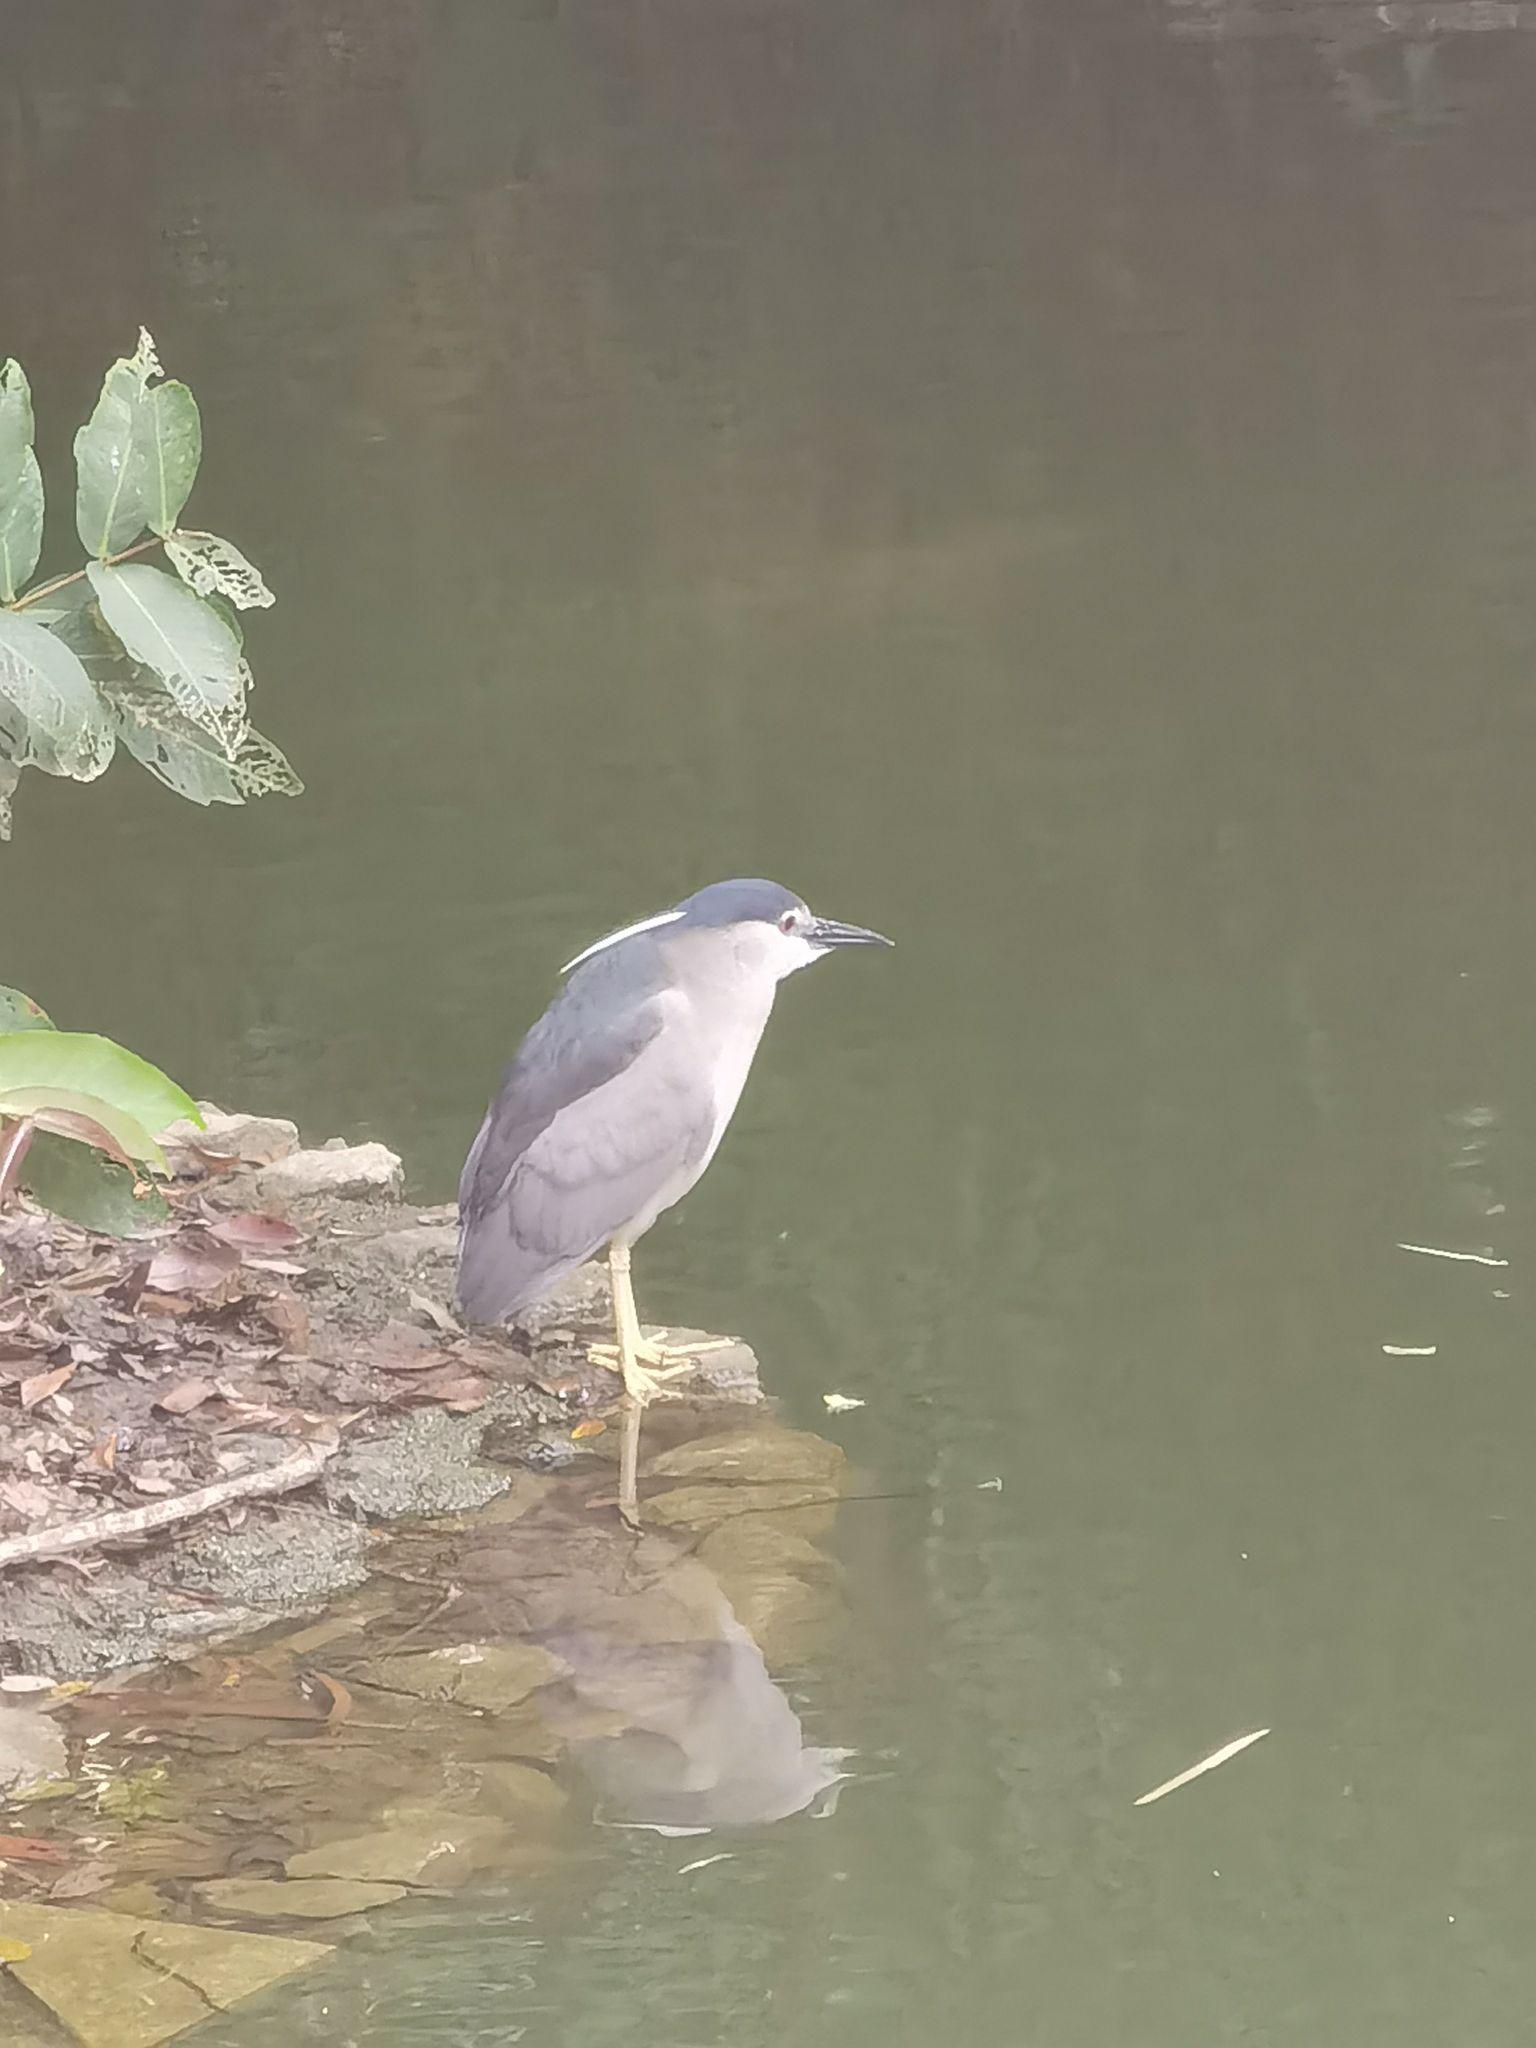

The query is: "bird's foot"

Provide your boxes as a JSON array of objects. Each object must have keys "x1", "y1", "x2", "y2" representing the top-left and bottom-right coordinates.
[{"x1": 587, "y1": 1330, "x2": 734, "y2": 1403}]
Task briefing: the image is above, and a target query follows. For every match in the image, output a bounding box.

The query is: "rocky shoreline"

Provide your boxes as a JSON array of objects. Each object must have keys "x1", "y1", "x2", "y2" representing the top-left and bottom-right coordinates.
[
  {"x1": 0, "y1": 1107, "x2": 759, "y2": 1683},
  {"x1": 0, "y1": 1113, "x2": 846, "y2": 2046}
]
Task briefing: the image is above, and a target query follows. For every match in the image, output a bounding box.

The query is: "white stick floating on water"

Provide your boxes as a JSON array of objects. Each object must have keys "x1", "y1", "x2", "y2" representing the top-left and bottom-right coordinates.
[
  {"x1": 1133, "y1": 1727, "x2": 1270, "y2": 1808},
  {"x1": 1396, "y1": 1242, "x2": 1508, "y2": 1268}
]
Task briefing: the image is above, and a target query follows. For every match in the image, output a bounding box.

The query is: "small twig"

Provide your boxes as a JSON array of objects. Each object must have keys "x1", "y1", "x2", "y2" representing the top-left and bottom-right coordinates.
[
  {"x1": 8, "y1": 535, "x2": 166, "y2": 614},
  {"x1": 0, "y1": 1440, "x2": 338, "y2": 1572}
]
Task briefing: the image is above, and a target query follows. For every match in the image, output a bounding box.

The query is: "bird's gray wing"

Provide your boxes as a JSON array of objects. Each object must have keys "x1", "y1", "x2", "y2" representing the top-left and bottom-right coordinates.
[{"x1": 457, "y1": 975, "x2": 712, "y2": 1323}]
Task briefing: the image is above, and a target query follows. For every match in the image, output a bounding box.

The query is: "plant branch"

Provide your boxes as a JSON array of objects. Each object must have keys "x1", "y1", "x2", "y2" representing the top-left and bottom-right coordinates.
[
  {"x1": 0, "y1": 1439, "x2": 339, "y2": 1572},
  {"x1": 8, "y1": 535, "x2": 165, "y2": 614}
]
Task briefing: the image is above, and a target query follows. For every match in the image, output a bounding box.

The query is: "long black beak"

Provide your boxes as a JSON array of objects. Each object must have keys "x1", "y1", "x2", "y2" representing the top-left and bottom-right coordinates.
[{"x1": 810, "y1": 916, "x2": 894, "y2": 949}]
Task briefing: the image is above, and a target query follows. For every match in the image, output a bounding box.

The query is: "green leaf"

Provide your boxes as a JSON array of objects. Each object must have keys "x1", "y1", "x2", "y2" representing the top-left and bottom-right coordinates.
[
  {"x1": 165, "y1": 530, "x2": 274, "y2": 610},
  {"x1": 86, "y1": 561, "x2": 248, "y2": 750},
  {"x1": 0, "y1": 359, "x2": 44, "y2": 601},
  {"x1": 0, "y1": 610, "x2": 115, "y2": 780},
  {"x1": 73, "y1": 328, "x2": 202, "y2": 557},
  {"x1": 0, "y1": 1030, "x2": 199, "y2": 1167},
  {"x1": 20, "y1": 1132, "x2": 169, "y2": 1236},
  {"x1": 0, "y1": 987, "x2": 54, "y2": 1032}
]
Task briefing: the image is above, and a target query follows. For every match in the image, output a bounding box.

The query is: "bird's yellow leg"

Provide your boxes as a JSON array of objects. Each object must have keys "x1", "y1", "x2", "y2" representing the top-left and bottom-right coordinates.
[{"x1": 587, "y1": 1244, "x2": 732, "y2": 1401}]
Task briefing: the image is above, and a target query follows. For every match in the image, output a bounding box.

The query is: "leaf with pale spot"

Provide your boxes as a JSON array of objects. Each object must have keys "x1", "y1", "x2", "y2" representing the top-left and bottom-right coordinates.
[
  {"x1": 0, "y1": 988, "x2": 54, "y2": 1032},
  {"x1": 87, "y1": 561, "x2": 248, "y2": 750},
  {"x1": 165, "y1": 530, "x2": 274, "y2": 609},
  {"x1": 0, "y1": 612, "x2": 115, "y2": 781}
]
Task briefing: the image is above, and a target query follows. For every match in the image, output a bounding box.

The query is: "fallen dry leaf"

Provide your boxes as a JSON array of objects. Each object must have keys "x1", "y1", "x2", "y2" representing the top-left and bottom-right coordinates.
[
  {"x1": 571, "y1": 1419, "x2": 607, "y2": 1440},
  {"x1": 0, "y1": 1477, "x2": 62, "y2": 1520},
  {"x1": 57, "y1": 1259, "x2": 122, "y2": 1294},
  {"x1": 146, "y1": 1236, "x2": 241, "y2": 1295},
  {"x1": 19, "y1": 1363, "x2": 76, "y2": 1410},
  {"x1": 0, "y1": 1833, "x2": 68, "y2": 1864},
  {"x1": 127, "y1": 1469, "x2": 177, "y2": 1496},
  {"x1": 154, "y1": 1377, "x2": 216, "y2": 1417},
  {"x1": 136, "y1": 1290, "x2": 196, "y2": 1318},
  {"x1": 405, "y1": 1372, "x2": 490, "y2": 1410},
  {"x1": 108, "y1": 1258, "x2": 152, "y2": 1311},
  {"x1": 409, "y1": 1290, "x2": 461, "y2": 1335},
  {"x1": 259, "y1": 1290, "x2": 310, "y2": 1356},
  {"x1": 177, "y1": 1140, "x2": 243, "y2": 1177},
  {"x1": 306, "y1": 1671, "x2": 353, "y2": 1726},
  {"x1": 79, "y1": 1431, "x2": 119, "y2": 1474},
  {"x1": 208, "y1": 1213, "x2": 306, "y2": 1252}
]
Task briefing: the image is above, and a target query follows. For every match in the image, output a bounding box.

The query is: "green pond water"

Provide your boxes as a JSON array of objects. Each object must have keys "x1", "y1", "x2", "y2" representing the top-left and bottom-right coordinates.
[{"x1": 9, "y1": 0, "x2": 1536, "y2": 2040}]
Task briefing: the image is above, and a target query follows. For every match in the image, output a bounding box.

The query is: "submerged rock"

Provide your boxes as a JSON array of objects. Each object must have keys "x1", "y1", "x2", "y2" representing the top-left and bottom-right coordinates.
[
  {"x1": 285, "y1": 1811, "x2": 512, "y2": 1885},
  {"x1": 466, "y1": 1761, "x2": 570, "y2": 1826},
  {"x1": 0, "y1": 1703, "x2": 67, "y2": 1793},
  {"x1": 197, "y1": 1877, "x2": 407, "y2": 1921},
  {"x1": 0, "y1": 1900, "x2": 329, "y2": 2048},
  {"x1": 356, "y1": 1638, "x2": 559, "y2": 1715},
  {"x1": 646, "y1": 1426, "x2": 846, "y2": 1488},
  {"x1": 644, "y1": 1480, "x2": 840, "y2": 1531}
]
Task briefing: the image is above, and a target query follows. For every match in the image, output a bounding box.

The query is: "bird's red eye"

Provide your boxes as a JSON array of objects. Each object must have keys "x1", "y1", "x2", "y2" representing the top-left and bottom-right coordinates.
[{"x1": 779, "y1": 911, "x2": 797, "y2": 934}]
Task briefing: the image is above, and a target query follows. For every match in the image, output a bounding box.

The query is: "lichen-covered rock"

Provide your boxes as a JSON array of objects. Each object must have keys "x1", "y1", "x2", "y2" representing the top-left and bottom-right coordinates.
[
  {"x1": 256, "y1": 1142, "x2": 404, "y2": 1201},
  {"x1": 160, "y1": 1106, "x2": 300, "y2": 1170},
  {"x1": 325, "y1": 1408, "x2": 510, "y2": 1519}
]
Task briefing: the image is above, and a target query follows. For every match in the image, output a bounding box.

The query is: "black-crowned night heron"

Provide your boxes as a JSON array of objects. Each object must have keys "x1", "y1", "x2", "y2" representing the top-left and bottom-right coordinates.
[{"x1": 457, "y1": 878, "x2": 891, "y2": 1512}]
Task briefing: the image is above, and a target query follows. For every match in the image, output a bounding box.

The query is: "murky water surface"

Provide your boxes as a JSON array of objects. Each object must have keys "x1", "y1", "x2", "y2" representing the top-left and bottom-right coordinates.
[{"x1": 9, "y1": 1, "x2": 1536, "y2": 2040}]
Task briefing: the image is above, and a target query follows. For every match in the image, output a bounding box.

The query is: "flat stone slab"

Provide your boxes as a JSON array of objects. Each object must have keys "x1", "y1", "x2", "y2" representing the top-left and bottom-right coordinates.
[
  {"x1": 256, "y1": 1142, "x2": 404, "y2": 1200},
  {"x1": 286, "y1": 1811, "x2": 512, "y2": 1885},
  {"x1": 357, "y1": 1638, "x2": 559, "y2": 1715},
  {"x1": 0, "y1": 1900, "x2": 329, "y2": 2048},
  {"x1": 196, "y1": 1876, "x2": 407, "y2": 1920},
  {"x1": 159, "y1": 1107, "x2": 300, "y2": 1170},
  {"x1": 646, "y1": 1426, "x2": 846, "y2": 1487}
]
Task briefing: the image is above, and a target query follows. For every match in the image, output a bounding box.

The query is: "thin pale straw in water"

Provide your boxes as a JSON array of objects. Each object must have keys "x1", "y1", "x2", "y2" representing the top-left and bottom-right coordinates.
[
  {"x1": 1396, "y1": 1242, "x2": 1508, "y2": 1268},
  {"x1": 1134, "y1": 1727, "x2": 1270, "y2": 1808}
]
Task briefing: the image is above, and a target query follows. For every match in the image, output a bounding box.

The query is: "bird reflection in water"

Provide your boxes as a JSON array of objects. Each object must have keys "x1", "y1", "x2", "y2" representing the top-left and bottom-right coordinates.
[{"x1": 419, "y1": 1442, "x2": 850, "y2": 1833}]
